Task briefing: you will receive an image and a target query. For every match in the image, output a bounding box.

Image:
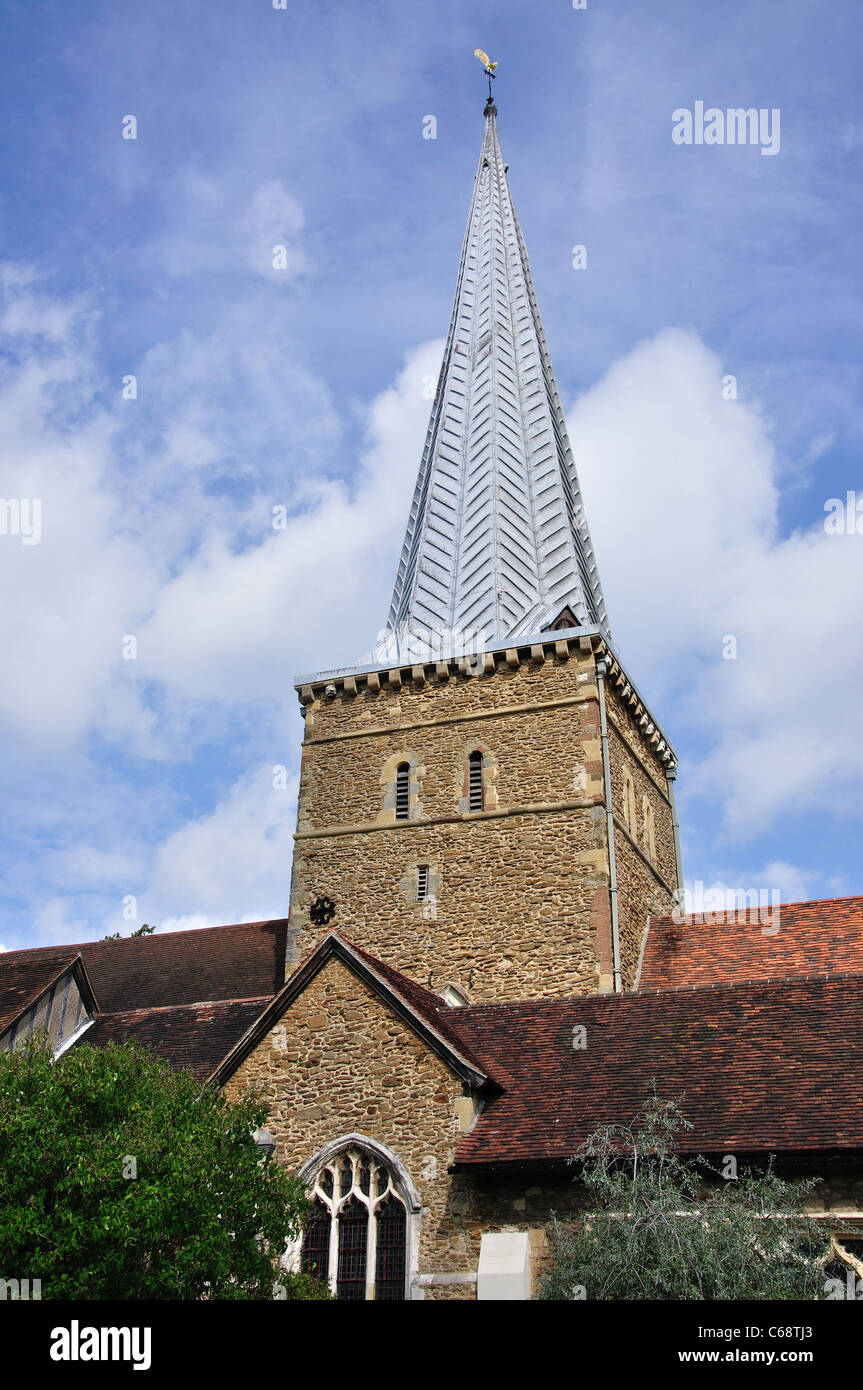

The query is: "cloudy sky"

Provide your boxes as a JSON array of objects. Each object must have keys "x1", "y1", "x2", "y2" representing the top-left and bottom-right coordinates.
[{"x1": 1, "y1": 0, "x2": 861, "y2": 950}]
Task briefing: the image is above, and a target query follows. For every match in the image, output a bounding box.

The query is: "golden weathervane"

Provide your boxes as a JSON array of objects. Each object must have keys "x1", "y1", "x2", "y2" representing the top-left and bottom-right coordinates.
[{"x1": 474, "y1": 48, "x2": 499, "y2": 102}]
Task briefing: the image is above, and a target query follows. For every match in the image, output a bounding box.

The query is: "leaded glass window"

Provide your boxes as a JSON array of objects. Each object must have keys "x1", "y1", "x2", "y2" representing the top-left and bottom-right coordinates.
[
  {"x1": 336, "y1": 1197, "x2": 367, "y2": 1300},
  {"x1": 300, "y1": 1199, "x2": 331, "y2": 1284},
  {"x1": 374, "y1": 1196, "x2": 407, "y2": 1301},
  {"x1": 301, "y1": 1146, "x2": 409, "y2": 1300}
]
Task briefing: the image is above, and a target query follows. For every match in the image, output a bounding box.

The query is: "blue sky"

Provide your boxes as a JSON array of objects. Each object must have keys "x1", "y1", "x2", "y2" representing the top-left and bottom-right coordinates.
[{"x1": 1, "y1": 0, "x2": 861, "y2": 950}]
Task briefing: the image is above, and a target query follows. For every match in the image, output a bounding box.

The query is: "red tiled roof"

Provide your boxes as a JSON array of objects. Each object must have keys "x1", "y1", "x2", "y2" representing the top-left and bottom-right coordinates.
[
  {"x1": 448, "y1": 973, "x2": 863, "y2": 1166},
  {"x1": 0, "y1": 951, "x2": 81, "y2": 1035},
  {"x1": 8, "y1": 909, "x2": 863, "y2": 1168},
  {"x1": 84, "y1": 999, "x2": 270, "y2": 1081},
  {"x1": 0, "y1": 919, "x2": 289, "y2": 1013},
  {"x1": 639, "y1": 895, "x2": 863, "y2": 992}
]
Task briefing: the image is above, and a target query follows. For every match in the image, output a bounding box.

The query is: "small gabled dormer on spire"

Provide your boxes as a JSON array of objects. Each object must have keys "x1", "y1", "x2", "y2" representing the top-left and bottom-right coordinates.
[{"x1": 382, "y1": 56, "x2": 609, "y2": 665}]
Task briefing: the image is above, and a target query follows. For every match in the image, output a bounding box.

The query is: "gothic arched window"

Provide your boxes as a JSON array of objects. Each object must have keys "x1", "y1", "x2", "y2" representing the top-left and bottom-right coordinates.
[
  {"x1": 395, "y1": 762, "x2": 410, "y2": 820},
  {"x1": 300, "y1": 1145, "x2": 409, "y2": 1300},
  {"x1": 468, "y1": 750, "x2": 484, "y2": 812}
]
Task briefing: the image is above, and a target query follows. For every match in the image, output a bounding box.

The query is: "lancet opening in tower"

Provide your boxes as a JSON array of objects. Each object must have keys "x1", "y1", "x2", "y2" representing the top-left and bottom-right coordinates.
[{"x1": 382, "y1": 101, "x2": 609, "y2": 664}]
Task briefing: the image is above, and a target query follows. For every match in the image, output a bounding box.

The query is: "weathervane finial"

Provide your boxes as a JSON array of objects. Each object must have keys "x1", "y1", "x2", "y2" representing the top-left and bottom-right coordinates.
[{"x1": 474, "y1": 48, "x2": 499, "y2": 109}]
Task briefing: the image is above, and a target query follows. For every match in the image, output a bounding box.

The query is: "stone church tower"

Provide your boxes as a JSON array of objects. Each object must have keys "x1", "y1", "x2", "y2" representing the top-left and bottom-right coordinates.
[{"x1": 287, "y1": 95, "x2": 682, "y2": 1002}]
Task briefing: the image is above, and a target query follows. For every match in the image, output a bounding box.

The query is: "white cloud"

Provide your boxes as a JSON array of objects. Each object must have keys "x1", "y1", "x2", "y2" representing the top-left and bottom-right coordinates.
[
  {"x1": 152, "y1": 175, "x2": 308, "y2": 282},
  {"x1": 155, "y1": 914, "x2": 222, "y2": 935},
  {"x1": 570, "y1": 327, "x2": 863, "y2": 838},
  {"x1": 239, "y1": 180, "x2": 308, "y2": 277},
  {"x1": 31, "y1": 897, "x2": 95, "y2": 948},
  {"x1": 136, "y1": 337, "x2": 442, "y2": 700},
  {"x1": 0, "y1": 256, "x2": 352, "y2": 755},
  {"x1": 6, "y1": 280, "x2": 859, "y2": 948},
  {"x1": 140, "y1": 764, "x2": 299, "y2": 928},
  {"x1": 0, "y1": 272, "x2": 160, "y2": 755},
  {"x1": 682, "y1": 860, "x2": 823, "y2": 915}
]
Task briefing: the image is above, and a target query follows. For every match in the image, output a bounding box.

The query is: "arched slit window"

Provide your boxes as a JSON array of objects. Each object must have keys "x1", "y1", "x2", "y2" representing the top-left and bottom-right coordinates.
[
  {"x1": 395, "y1": 762, "x2": 410, "y2": 820},
  {"x1": 301, "y1": 1145, "x2": 409, "y2": 1300},
  {"x1": 468, "y1": 750, "x2": 484, "y2": 812}
]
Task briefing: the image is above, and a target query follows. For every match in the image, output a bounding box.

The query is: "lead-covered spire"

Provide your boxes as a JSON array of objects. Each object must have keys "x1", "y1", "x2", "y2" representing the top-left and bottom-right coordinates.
[{"x1": 382, "y1": 104, "x2": 609, "y2": 663}]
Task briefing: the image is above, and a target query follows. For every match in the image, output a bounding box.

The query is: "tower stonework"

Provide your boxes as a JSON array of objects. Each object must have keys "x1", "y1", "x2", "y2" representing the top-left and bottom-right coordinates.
[{"x1": 287, "y1": 634, "x2": 680, "y2": 1000}]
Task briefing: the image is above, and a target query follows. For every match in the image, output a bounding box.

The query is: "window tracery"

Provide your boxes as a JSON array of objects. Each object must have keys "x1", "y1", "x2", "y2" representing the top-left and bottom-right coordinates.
[{"x1": 301, "y1": 1145, "x2": 408, "y2": 1300}]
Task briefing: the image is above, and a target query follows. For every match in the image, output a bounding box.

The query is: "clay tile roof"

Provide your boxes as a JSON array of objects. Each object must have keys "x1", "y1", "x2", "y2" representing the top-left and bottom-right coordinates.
[
  {"x1": 639, "y1": 894, "x2": 863, "y2": 992},
  {"x1": 449, "y1": 974, "x2": 863, "y2": 1167},
  {"x1": 83, "y1": 999, "x2": 271, "y2": 1081},
  {"x1": 0, "y1": 950, "x2": 83, "y2": 1036},
  {"x1": 0, "y1": 919, "x2": 290, "y2": 1013}
]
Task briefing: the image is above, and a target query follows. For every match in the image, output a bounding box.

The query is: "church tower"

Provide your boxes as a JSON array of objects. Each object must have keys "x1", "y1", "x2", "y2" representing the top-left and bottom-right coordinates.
[{"x1": 287, "y1": 95, "x2": 682, "y2": 1002}]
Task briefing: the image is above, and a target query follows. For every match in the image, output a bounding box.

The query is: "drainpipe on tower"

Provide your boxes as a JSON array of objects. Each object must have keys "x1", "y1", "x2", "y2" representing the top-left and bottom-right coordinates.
[
  {"x1": 665, "y1": 765, "x2": 684, "y2": 916},
  {"x1": 595, "y1": 658, "x2": 622, "y2": 994}
]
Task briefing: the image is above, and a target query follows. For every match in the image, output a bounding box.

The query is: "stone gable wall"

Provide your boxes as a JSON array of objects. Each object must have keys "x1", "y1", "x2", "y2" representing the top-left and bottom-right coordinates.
[{"x1": 222, "y1": 958, "x2": 477, "y2": 1298}]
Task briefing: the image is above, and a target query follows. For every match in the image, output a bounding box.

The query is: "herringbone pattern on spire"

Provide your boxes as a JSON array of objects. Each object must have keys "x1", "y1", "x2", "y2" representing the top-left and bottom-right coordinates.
[{"x1": 384, "y1": 109, "x2": 608, "y2": 660}]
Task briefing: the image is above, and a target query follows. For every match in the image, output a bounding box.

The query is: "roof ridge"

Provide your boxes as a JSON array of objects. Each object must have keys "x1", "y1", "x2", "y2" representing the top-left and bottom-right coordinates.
[
  {"x1": 450, "y1": 969, "x2": 863, "y2": 1016},
  {"x1": 95, "y1": 995, "x2": 274, "y2": 1019},
  {"x1": 635, "y1": 968, "x2": 863, "y2": 996},
  {"x1": 648, "y1": 891, "x2": 863, "y2": 925},
  {"x1": 0, "y1": 917, "x2": 290, "y2": 959}
]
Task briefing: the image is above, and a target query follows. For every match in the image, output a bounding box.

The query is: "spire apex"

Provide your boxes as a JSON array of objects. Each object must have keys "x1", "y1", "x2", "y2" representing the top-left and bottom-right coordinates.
[{"x1": 381, "y1": 104, "x2": 608, "y2": 664}]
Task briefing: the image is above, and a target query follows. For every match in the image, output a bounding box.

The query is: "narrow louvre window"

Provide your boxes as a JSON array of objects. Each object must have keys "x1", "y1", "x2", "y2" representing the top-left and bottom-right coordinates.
[
  {"x1": 300, "y1": 1200, "x2": 331, "y2": 1283},
  {"x1": 395, "y1": 762, "x2": 410, "y2": 820},
  {"x1": 375, "y1": 1196, "x2": 407, "y2": 1301},
  {"x1": 337, "y1": 1197, "x2": 368, "y2": 1300},
  {"x1": 417, "y1": 864, "x2": 429, "y2": 901},
  {"x1": 468, "y1": 750, "x2": 484, "y2": 812}
]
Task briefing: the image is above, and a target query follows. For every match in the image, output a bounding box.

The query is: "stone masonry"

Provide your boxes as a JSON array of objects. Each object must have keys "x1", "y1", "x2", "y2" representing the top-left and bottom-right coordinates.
[
  {"x1": 287, "y1": 631, "x2": 679, "y2": 1002},
  {"x1": 222, "y1": 956, "x2": 481, "y2": 1299}
]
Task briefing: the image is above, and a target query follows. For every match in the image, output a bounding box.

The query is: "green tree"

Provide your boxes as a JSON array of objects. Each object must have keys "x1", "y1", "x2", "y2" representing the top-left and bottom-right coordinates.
[
  {"x1": 537, "y1": 1089, "x2": 830, "y2": 1300},
  {"x1": 0, "y1": 1039, "x2": 326, "y2": 1300}
]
